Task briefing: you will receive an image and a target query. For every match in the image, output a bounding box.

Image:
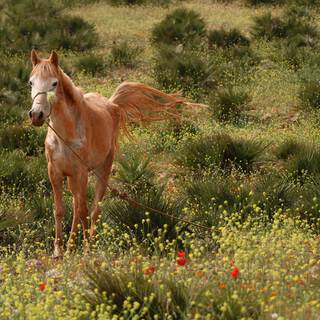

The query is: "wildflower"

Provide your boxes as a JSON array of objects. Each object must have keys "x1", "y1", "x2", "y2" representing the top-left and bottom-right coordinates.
[
  {"x1": 38, "y1": 282, "x2": 47, "y2": 292},
  {"x1": 230, "y1": 259, "x2": 235, "y2": 266},
  {"x1": 195, "y1": 271, "x2": 204, "y2": 278},
  {"x1": 177, "y1": 250, "x2": 185, "y2": 257},
  {"x1": 219, "y1": 283, "x2": 226, "y2": 289},
  {"x1": 143, "y1": 266, "x2": 156, "y2": 275},
  {"x1": 176, "y1": 257, "x2": 187, "y2": 266},
  {"x1": 230, "y1": 267, "x2": 239, "y2": 278}
]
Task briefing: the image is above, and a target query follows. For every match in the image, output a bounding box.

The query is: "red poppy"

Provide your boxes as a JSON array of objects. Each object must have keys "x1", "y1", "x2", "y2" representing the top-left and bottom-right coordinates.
[
  {"x1": 143, "y1": 266, "x2": 156, "y2": 275},
  {"x1": 195, "y1": 271, "x2": 204, "y2": 278},
  {"x1": 177, "y1": 251, "x2": 185, "y2": 257},
  {"x1": 38, "y1": 282, "x2": 47, "y2": 291},
  {"x1": 176, "y1": 257, "x2": 187, "y2": 266},
  {"x1": 230, "y1": 267, "x2": 239, "y2": 278}
]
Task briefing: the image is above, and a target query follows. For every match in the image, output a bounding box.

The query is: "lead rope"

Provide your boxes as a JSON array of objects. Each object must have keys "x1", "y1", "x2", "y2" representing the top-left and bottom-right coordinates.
[{"x1": 45, "y1": 120, "x2": 212, "y2": 232}]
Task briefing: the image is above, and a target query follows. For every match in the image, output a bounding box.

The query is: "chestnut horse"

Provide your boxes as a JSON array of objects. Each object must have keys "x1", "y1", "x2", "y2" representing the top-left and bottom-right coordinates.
[{"x1": 29, "y1": 50, "x2": 185, "y2": 257}]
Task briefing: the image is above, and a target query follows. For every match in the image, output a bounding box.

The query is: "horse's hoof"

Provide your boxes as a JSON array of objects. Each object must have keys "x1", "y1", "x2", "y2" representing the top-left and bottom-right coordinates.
[{"x1": 52, "y1": 246, "x2": 64, "y2": 260}]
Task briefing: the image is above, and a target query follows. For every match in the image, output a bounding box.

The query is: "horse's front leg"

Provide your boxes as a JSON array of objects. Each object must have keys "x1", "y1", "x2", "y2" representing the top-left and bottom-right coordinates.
[
  {"x1": 48, "y1": 163, "x2": 64, "y2": 259},
  {"x1": 67, "y1": 171, "x2": 90, "y2": 253}
]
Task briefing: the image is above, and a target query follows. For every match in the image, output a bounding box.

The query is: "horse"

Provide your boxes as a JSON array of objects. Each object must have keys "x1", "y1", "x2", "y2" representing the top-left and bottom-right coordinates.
[{"x1": 28, "y1": 49, "x2": 185, "y2": 258}]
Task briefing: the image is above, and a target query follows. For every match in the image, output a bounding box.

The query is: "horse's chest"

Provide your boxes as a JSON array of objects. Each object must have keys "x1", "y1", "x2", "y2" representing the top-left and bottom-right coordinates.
[{"x1": 45, "y1": 134, "x2": 86, "y2": 170}]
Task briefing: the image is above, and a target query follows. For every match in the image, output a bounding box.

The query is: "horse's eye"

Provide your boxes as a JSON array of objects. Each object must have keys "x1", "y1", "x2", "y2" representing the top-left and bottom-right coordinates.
[
  {"x1": 29, "y1": 80, "x2": 33, "y2": 86},
  {"x1": 52, "y1": 81, "x2": 58, "y2": 87}
]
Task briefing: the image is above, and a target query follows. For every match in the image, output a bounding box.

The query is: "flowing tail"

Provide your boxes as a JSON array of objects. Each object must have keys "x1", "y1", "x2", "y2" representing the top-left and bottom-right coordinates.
[{"x1": 109, "y1": 81, "x2": 205, "y2": 136}]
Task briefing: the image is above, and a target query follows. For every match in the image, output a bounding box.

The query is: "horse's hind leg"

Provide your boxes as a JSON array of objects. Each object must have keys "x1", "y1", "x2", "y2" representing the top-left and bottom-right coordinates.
[{"x1": 90, "y1": 151, "x2": 114, "y2": 239}]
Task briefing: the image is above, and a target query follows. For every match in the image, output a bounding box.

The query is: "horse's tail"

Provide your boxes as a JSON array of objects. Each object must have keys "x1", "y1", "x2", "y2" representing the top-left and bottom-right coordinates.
[{"x1": 109, "y1": 81, "x2": 195, "y2": 137}]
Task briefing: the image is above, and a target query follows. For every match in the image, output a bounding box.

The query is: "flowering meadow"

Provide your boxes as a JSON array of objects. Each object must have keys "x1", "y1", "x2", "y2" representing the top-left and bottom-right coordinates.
[{"x1": 2, "y1": 0, "x2": 320, "y2": 319}]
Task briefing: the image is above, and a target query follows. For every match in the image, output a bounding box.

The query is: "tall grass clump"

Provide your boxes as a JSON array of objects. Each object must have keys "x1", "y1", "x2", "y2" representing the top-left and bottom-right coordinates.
[
  {"x1": 208, "y1": 28, "x2": 250, "y2": 48},
  {"x1": 104, "y1": 188, "x2": 184, "y2": 244},
  {"x1": 109, "y1": 41, "x2": 142, "y2": 67},
  {"x1": 153, "y1": 46, "x2": 211, "y2": 99},
  {"x1": 209, "y1": 87, "x2": 251, "y2": 124},
  {"x1": 74, "y1": 54, "x2": 105, "y2": 76},
  {"x1": 0, "y1": 0, "x2": 98, "y2": 53},
  {"x1": 151, "y1": 8, "x2": 206, "y2": 47}
]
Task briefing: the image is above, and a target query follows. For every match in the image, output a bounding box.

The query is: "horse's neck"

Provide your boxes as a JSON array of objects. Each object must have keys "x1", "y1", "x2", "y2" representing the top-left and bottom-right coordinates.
[{"x1": 49, "y1": 71, "x2": 84, "y2": 140}]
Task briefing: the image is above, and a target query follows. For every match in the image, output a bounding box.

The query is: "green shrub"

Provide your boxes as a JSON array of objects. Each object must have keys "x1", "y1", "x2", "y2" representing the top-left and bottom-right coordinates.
[
  {"x1": 253, "y1": 172, "x2": 296, "y2": 219},
  {"x1": 209, "y1": 87, "x2": 251, "y2": 124},
  {"x1": 109, "y1": 41, "x2": 142, "y2": 67},
  {"x1": 231, "y1": 137, "x2": 268, "y2": 172},
  {"x1": 1, "y1": 0, "x2": 98, "y2": 53},
  {"x1": 115, "y1": 151, "x2": 155, "y2": 195},
  {"x1": 85, "y1": 264, "x2": 189, "y2": 318},
  {"x1": 0, "y1": 125, "x2": 46, "y2": 156},
  {"x1": 299, "y1": 80, "x2": 320, "y2": 109},
  {"x1": 183, "y1": 174, "x2": 252, "y2": 227},
  {"x1": 208, "y1": 28, "x2": 250, "y2": 48},
  {"x1": 104, "y1": 187, "x2": 184, "y2": 243},
  {"x1": 154, "y1": 46, "x2": 211, "y2": 99},
  {"x1": 275, "y1": 138, "x2": 305, "y2": 160},
  {"x1": 176, "y1": 133, "x2": 235, "y2": 171},
  {"x1": 151, "y1": 8, "x2": 206, "y2": 47},
  {"x1": 74, "y1": 54, "x2": 106, "y2": 76},
  {"x1": 251, "y1": 13, "x2": 287, "y2": 40}
]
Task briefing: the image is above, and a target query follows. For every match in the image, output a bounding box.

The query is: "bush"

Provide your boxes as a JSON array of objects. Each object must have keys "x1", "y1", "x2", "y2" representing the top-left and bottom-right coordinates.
[
  {"x1": 275, "y1": 138, "x2": 306, "y2": 160},
  {"x1": 176, "y1": 133, "x2": 235, "y2": 171},
  {"x1": 104, "y1": 188, "x2": 184, "y2": 244},
  {"x1": 299, "y1": 80, "x2": 320, "y2": 109},
  {"x1": 208, "y1": 28, "x2": 250, "y2": 48},
  {"x1": 231, "y1": 137, "x2": 268, "y2": 172},
  {"x1": 154, "y1": 46, "x2": 211, "y2": 99},
  {"x1": 74, "y1": 54, "x2": 105, "y2": 76},
  {"x1": 251, "y1": 13, "x2": 287, "y2": 40},
  {"x1": 109, "y1": 41, "x2": 142, "y2": 67},
  {"x1": 115, "y1": 151, "x2": 155, "y2": 195},
  {"x1": 0, "y1": 125, "x2": 46, "y2": 156},
  {"x1": 151, "y1": 8, "x2": 206, "y2": 47},
  {"x1": 209, "y1": 87, "x2": 251, "y2": 124},
  {"x1": 184, "y1": 175, "x2": 250, "y2": 226},
  {"x1": 1, "y1": 0, "x2": 98, "y2": 53}
]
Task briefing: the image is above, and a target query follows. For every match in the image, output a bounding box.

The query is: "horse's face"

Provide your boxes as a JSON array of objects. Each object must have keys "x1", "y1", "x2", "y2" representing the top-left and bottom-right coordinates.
[{"x1": 29, "y1": 50, "x2": 59, "y2": 127}]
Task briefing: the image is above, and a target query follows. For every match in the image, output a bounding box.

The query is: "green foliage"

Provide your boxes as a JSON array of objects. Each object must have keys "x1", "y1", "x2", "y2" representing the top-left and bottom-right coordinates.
[
  {"x1": 0, "y1": 125, "x2": 46, "y2": 156},
  {"x1": 104, "y1": 188, "x2": 184, "y2": 243},
  {"x1": 184, "y1": 175, "x2": 250, "y2": 226},
  {"x1": 74, "y1": 54, "x2": 106, "y2": 76},
  {"x1": 153, "y1": 46, "x2": 211, "y2": 99},
  {"x1": 177, "y1": 133, "x2": 266, "y2": 173},
  {"x1": 1, "y1": 0, "x2": 98, "y2": 53},
  {"x1": 251, "y1": 13, "x2": 287, "y2": 40},
  {"x1": 109, "y1": 41, "x2": 142, "y2": 67},
  {"x1": 209, "y1": 87, "x2": 251, "y2": 124},
  {"x1": 115, "y1": 150, "x2": 155, "y2": 195},
  {"x1": 208, "y1": 28, "x2": 250, "y2": 48},
  {"x1": 299, "y1": 80, "x2": 320, "y2": 110},
  {"x1": 0, "y1": 151, "x2": 49, "y2": 194},
  {"x1": 85, "y1": 264, "x2": 189, "y2": 318},
  {"x1": 275, "y1": 138, "x2": 305, "y2": 160},
  {"x1": 151, "y1": 8, "x2": 206, "y2": 47},
  {"x1": 176, "y1": 133, "x2": 235, "y2": 171},
  {"x1": 246, "y1": 0, "x2": 285, "y2": 5}
]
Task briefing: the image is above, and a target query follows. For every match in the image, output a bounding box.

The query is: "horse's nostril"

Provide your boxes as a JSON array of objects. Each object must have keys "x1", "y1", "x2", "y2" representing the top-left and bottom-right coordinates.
[
  {"x1": 29, "y1": 110, "x2": 32, "y2": 118},
  {"x1": 39, "y1": 111, "x2": 44, "y2": 120}
]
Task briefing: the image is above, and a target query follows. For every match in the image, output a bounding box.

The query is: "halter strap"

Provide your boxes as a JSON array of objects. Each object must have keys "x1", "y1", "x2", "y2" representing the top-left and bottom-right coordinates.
[{"x1": 31, "y1": 90, "x2": 54, "y2": 118}]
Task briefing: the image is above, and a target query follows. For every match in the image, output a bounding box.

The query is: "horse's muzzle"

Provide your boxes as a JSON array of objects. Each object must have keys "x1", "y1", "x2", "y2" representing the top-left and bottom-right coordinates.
[{"x1": 29, "y1": 110, "x2": 45, "y2": 127}]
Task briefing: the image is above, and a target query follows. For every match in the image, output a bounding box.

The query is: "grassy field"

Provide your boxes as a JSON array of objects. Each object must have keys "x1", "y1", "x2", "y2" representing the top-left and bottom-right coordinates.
[{"x1": 1, "y1": 0, "x2": 320, "y2": 319}]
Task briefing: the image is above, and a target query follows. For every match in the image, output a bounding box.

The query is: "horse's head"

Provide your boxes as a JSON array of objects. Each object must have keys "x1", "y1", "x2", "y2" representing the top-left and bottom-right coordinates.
[{"x1": 29, "y1": 49, "x2": 60, "y2": 126}]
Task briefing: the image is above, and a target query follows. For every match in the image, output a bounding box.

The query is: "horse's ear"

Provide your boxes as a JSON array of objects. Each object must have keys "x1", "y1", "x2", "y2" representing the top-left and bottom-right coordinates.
[
  {"x1": 31, "y1": 49, "x2": 40, "y2": 67},
  {"x1": 49, "y1": 51, "x2": 59, "y2": 67}
]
